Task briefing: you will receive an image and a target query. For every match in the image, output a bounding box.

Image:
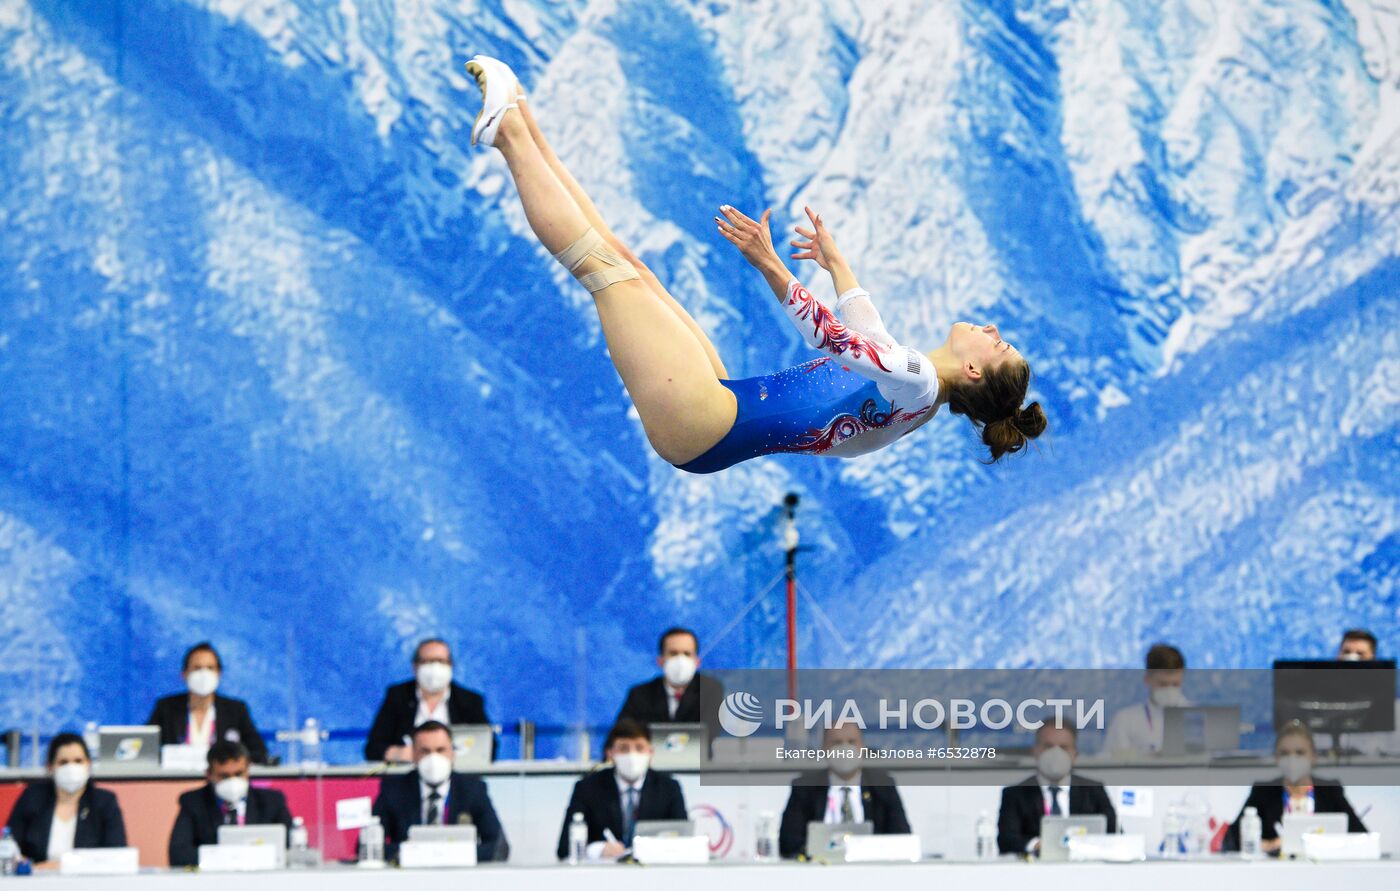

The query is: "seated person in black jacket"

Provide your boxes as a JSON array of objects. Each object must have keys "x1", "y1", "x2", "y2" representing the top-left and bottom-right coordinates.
[
  {"x1": 778, "y1": 721, "x2": 911, "y2": 859},
  {"x1": 147, "y1": 641, "x2": 269, "y2": 764},
  {"x1": 556, "y1": 719, "x2": 687, "y2": 862},
  {"x1": 168, "y1": 740, "x2": 293, "y2": 867},
  {"x1": 616, "y1": 627, "x2": 723, "y2": 740},
  {"x1": 1225, "y1": 721, "x2": 1367, "y2": 855},
  {"x1": 365, "y1": 638, "x2": 492, "y2": 762},
  {"x1": 5, "y1": 733, "x2": 126, "y2": 868},
  {"x1": 998, "y1": 721, "x2": 1117, "y2": 855},
  {"x1": 372, "y1": 720, "x2": 508, "y2": 863}
]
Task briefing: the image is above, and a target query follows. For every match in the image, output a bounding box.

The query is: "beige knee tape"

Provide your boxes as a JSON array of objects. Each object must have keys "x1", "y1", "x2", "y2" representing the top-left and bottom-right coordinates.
[{"x1": 553, "y1": 228, "x2": 640, "y2": 294}]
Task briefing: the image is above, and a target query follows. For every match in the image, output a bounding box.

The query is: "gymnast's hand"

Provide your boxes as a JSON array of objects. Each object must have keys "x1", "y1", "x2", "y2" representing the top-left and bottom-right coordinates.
[
  {"x1": 790, "y1": 205, "x2": 844, "y2": 272},
  {"x1": 716, "y1": 204, "x2": 781, "y2": 271}
]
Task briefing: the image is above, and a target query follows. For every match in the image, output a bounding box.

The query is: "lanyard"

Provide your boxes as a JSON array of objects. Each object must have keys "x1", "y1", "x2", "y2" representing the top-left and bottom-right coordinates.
[
  {"x1": 1042, "y1": 787, "x2": 1065, "y2": 816},
  {"x1": 1282, "y1": 786, "x2": 1315, "y2": 814},
  {"x1": 1144, "y1": 703, "x2": 1153, "y2": 730}
]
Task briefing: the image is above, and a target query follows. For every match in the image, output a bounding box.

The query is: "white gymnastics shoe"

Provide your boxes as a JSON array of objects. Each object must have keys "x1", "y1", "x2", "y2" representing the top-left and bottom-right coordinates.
[{"x1": 465, "y1": 55, "x2": 520, "y2": 147}]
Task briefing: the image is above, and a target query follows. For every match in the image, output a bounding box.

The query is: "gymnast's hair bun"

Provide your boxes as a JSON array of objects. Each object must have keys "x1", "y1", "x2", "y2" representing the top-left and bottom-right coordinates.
[{"x1": 982, "y1": 401, "x2": 1047, "y2": 462}]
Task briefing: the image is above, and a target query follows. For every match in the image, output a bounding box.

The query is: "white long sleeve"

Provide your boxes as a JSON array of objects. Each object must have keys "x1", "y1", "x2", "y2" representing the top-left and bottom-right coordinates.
[{"x1": 779, "y1": 279, "x2": 935, "y2": 404}]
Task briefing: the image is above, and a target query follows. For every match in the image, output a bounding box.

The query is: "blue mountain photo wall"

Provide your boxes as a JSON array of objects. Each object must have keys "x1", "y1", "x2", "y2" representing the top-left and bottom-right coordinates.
[{"x1": 1, "y1": 0, "x2": 1397, "y2": 756}]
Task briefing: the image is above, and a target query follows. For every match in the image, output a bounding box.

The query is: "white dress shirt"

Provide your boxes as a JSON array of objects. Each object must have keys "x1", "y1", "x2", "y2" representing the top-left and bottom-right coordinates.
[
  {"x1": 824, "y1": 771, "x2": 865, "y2": 824},
  {"x1": 584, "y1": 770, "x2": 648, "y2": 861},
  {"x1": 1105, "y1": 702, "x2": 1165, "y2": 755},
  {"x1": 419, "y1": 777, "x2": 449, "y2": 825},
  {"x1": 46, "y1": 813, "x2": 77, "y2": 861},
  {"x1": 663, "y1": 683, "x2": 686, "y2": 720},
  {"x1": 413, "y1": 687, "x2": 452, "y2": 729},
  {"x1": 1029, "y1": 773, "x2": 1072, "y2": 853}
]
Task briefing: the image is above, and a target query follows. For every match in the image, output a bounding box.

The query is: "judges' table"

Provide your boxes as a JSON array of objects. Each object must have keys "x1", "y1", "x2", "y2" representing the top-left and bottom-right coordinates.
[
  {"x1": 3, "y1": 759, "x2": 1399, "y2": 866},
  {"x1": 26, "y1": 861, "x2": 1400, "y2": 890}
]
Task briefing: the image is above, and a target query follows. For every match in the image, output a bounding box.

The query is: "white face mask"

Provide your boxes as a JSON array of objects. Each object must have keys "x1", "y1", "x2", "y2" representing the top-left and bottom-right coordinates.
[
  {"x1": 663, "y1": 655, "x2": 697, "y2": 688},
  {"x1": 417, "y1": 752, "x2": 453, "y2": 786},
  {"x1": 1150, "y1": 685, "x2": 1188, "y2": 708},
  {"x1": 1278, "y1": 754, "x2": 1312, "y2": 785},
  {"x1": 827, "y1": 746, "x2": 861, "y2": 779},
  {"x1": 416, "y1": 662, "x2": 452, "y2": 694},
  {"x1": 1037, "y1": 746, "x2": 1073, "y2": 782},
  {"x1": 612, "y1": 751, "x2": 650, "y2": 783},
  {"x1": 186, "y1": 668, "x2": 220, "y2": 697},
  {"x1": 1339, "y1": 652, "x2": 1364, "y2": 662},
  {"x1": 214, "y1": 776, "x2": 249, "y2": 804},
  {"x1": 53, "y1": 763, "x2": 90, "y2": 795}
]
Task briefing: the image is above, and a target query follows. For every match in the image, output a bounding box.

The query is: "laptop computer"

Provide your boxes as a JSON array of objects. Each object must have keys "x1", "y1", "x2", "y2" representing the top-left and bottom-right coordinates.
[
  {"x1": 407, "y1": 824, "x2": 477, "y2": 844},
  {"x1": 1039, "y1": 814, "x2": 1108, "y2": 861},
  {"x1": 805, "y1": 821, "x2": 872, "y2": 861},
  {"x1": 648, "y1": 723, "x2": 705, "y2": 770},
  {"x1": 1280, "y1": 812, "x2": 1349, "y2": 859},
  {"x1": 217, "y1": 824, "x2": 288, "y2": 868},
  {"x1": 633, "y1": 819, "x2": 695, "y2": 839},
  {"x1": 1160, "y1": 706, "x2": 1242, "y2": 755},
  {"x1": 97, "y1": 726, "x2": 161, "y2": 767},
  {"x1": 448, "y1": 724, "x2": 492, "y2": 771}
]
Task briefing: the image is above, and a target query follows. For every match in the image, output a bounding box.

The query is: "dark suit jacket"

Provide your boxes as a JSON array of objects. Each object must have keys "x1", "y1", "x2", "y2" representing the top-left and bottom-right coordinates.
[
  {"x1": 997, "y1": 774, "x2": 1117, "y2": 854},
  {"x1": 555, "y1": 767, "x2": 687, "y2": 860},
  {"x1": 372, "y1": 769, "x2": 508, "y2": 863},
  {"x1": 1223, "y1": 777, "x2": 1366, "y2": 851},
  {"x1": 778, "y1": 769, "x2": 911, "y2": 859},
  {"x1": 168, "y1": 784, "x2": 292, "y2": 867},
  {"x1": 616, "y1": 673, "x2": 723, "y2": 739},
  {"x1": 146, "y1": 694, "x2": 269, "y2": 764},
  {"x1": 5, "y1": 780, "x2": 126, "y2": 862},
  {"x1": 364, "y1": 681, "x2": 491, "y2": 762}
]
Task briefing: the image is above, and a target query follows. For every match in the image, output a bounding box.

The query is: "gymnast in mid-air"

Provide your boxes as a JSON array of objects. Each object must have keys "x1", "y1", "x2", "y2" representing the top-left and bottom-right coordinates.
[{"x1": 465, "y1": 55, "x2": 1045, "y2": 474}]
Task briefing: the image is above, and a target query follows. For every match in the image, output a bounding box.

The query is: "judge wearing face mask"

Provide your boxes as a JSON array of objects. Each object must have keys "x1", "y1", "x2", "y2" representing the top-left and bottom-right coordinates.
[
  {"x1": 997, "y1": 721, "x2": 1117, "y2": 855},
  {"x1": 555, "y1": 719, "x2": 687, "y2": 862},
  {"x1": 168, "y1": 740, "x2": 293, "y2": 867},
  {"x1": 777, "y1": 721, "x2": 911, "y2": 859},
  {"x1": 365, "y1": 638, "x2": 492, "y2": 763},
  {"x1": 372, "y1": 721, "x2": 508, "y2": 863},
  {"x1": 616, "y1": 627, "x2": 724, "y2": 737},
  {"x1": 1104, "y1": 643, "x2": 1189, "y2": 757},
  {"x1": 5, "y1": 734, "x2": 126, "y2": 868},
  {"x1": 146, "y1": 641, "x2": 269, "y2": 764},
  {"x1": 1225, "y1": 721, "x2": 1366, "y2": 855}
]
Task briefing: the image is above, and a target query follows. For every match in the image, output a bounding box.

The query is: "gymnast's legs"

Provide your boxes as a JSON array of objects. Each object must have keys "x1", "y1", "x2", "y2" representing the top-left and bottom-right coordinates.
[{"x1": 467, "y1": 60, "x2": 736, "y2": 465}]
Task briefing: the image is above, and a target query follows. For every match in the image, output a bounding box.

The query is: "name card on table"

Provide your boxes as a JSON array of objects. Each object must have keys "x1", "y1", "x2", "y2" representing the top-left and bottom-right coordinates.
[
  {"x1": 161, "y1": 744, "x2": 208, "y2": 771},
  {"x1": 60, "y1": 847, "x2": 139, "y2": 875},
  {"x1": 843, "y1": 834, "x2": 921, "y2": 863},
  {"x1": 631, "y1": 835, "x2": 710, "y2": 865},
  {"x1": 1067, "y1": 834, "x2": 1146, "y2": 862},
  {"x1": 1303, "y1": 833, "x2": 1382, "y2": 861},
  {"x1": 198, "y1": 843, "x2": 279, "y2": 872},
  {"x1": 336, "y1": 795, "x2": 374, "y2": 830},
  {"x1": 398, "y1": 840, "x2": 479, "y2": 868}
]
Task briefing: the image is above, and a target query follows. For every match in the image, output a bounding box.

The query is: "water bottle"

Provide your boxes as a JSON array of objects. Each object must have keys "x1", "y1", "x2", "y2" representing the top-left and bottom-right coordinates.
[
  {"x1": 289, "y1": 816, "x2": 309, "y2": 851},
  {"x1": 357, "y1": 817, "x2": 384, "y2": 866},
  {"x1": 0, "y1": 827, "x2": 20, "y2": 876},
  {"x1": 567, "y1": 812, "x2": 588, "y2": 865},
  {"x1": 754, "y1": 810, "x2": 779, "y2": 862},
  {"x1": 1239, "y1": 806, "x2": 1262, "y2": 860},
  {"x1": 83, "y1": 722, "x2": 101, "y2": 762},
  {"x1": 300, "y1": 718, "x2": 322, "y2": 768},
  {"x1": 1160, "y1": 809, "x2": 1183, "y2": 860},
  {"x1": 975, "y1": 810, "x2": 998, "y2": 860}
]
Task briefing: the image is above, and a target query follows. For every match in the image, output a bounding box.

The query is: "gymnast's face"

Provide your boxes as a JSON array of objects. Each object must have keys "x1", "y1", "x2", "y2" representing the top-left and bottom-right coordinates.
[{"x1": 947, "y1": 322, "x2": 1018, "y2": 380}]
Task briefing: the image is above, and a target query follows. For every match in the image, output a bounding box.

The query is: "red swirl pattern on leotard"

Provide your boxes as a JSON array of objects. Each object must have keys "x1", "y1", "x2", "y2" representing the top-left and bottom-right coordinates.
[
  {"x1": 771, "y1": 399, "x2": 934, "y2": 455},
  {"x1": 786, "y1": 283, "x2": 892, "y2": 372}
]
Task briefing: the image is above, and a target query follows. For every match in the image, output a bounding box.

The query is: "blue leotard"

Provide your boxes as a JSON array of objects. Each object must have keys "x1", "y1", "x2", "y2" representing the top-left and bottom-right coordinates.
[{"x1": 677, "y1": 281, "x2": 940, "y2": 474}]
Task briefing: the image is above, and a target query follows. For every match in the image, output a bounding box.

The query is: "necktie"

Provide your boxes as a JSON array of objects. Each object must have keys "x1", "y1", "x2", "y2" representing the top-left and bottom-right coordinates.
[
  {"x1": 222, "y1": 804, "x2": 238, "y2": 825},
  {"x1": 623, "y1": 787, "x2": 639, "y2": 845},
  {"x1": 426, "y1": 788, "x2": 442, "y2": 825},
  {"x1": 840, "y1": 787, "x2": 854, "y2": 823},
  {"x1": 1048, "y1": 786, "x2": 1063, "y2": 816}
]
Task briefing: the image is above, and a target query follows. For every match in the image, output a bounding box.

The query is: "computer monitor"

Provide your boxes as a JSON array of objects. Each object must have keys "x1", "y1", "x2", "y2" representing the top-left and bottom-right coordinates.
[
  {"x1": 804, "y1": 821, "x2": 872, "y2": 861},
  {"x1": 1272, "y1": 660, "x2": 1397, "y2": 735},
  {"x1": 448, "y1": 724, "x2": 492, "y2": 771},
  {"x1": 1040, "y1": 814, "x2": 1108, "y2": 862},
  {"x1": 217, "y1": 824, "x2": 288, "y2": 868},
  {"x1": 1160, "y1": 706, "x2": 1241, "y2": 755},
  {"x1": 97, "y1": 726, "x2": 161, "y2": 767},
  {"x1": 648, "y1": 723, "x2": 705, "y2": 770}
]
